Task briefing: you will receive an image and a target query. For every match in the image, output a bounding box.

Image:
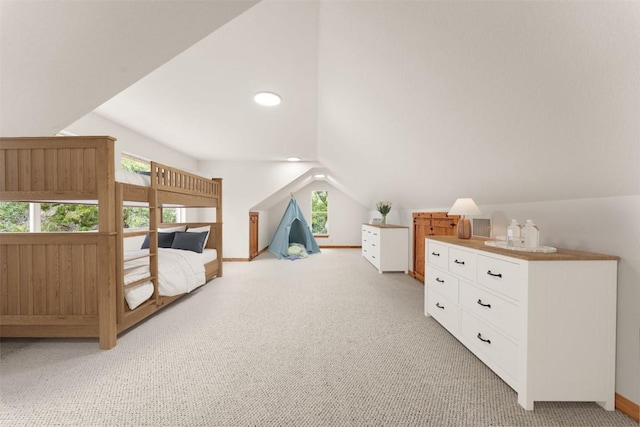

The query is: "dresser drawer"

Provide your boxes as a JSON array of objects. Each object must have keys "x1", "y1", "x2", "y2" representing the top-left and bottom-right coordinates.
[
  {"x1": 460, "y1": 310, "x2": 518, "y2": 382},
  {"x1": 427, "y1": 288, "x2": 459, "y2": 335},
  {"x1": 448, "y1": 247, "x2": 477, "y2": 282},
  {"x1": 426, "y1": 240, "x2": 449, "y2": 269},
  {"x1": 426, "y1": 267, "x2": 459, "y2": 302},
  {"x1": 477, "y1": 255, "x2": 522, "y2": 302},
  {"x1": 459, "y1": 280, "x2": 519, "y2": 340},
  {"x1": 369, "y1": 229, "x2": 381, "y2": 245},
  {"x1": 368, "y1": 245, "x2": 380, "y2": 266}
]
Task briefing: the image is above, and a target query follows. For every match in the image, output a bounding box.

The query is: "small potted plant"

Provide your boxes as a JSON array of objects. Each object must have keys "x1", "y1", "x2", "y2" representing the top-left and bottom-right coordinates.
[{"x1": 376, "y1": 201, "x2": 392, "y2": 225}]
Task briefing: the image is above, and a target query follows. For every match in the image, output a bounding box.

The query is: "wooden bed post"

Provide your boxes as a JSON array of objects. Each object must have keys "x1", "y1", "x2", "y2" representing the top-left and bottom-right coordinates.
[
  {"x1": 96, "y1": 137, "x2": 117, "y2": 349},
  {"x1": 213, "y1": 178, "x2": 223, "y2": 277},
  {"x1": 149, "y1": 187, "x2": 159, "y2": 299}
]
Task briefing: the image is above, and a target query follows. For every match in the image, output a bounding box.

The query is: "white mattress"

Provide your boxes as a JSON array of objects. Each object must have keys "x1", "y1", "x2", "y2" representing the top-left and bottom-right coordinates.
[
  {"x1": 123, "y1": 248, "x2": 218, "y2": 310},
  {"x1": 115, "y1": 169, "x2": 151, "y2": 187}
]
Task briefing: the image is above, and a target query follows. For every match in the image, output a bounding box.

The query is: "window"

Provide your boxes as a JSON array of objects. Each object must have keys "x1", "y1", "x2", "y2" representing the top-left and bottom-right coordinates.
[
  {"x1": 311, "y1": 190, "x2": 328, "y2": 235},
  {"x1": 121, "y1": 153, "x2": 150, "y2": 174},
  {"x1": 0, "y1": 202, "x2": 29, "y2": 232},
  {"x1": 0, "y1": 153, "x2": 183, "y2": 233},
  {"x1": 40, "y1": 203, "x2": 99, "y2": 232},
  {"x1": 121, "y1": 153, "x2": 181, "y2": 227}
]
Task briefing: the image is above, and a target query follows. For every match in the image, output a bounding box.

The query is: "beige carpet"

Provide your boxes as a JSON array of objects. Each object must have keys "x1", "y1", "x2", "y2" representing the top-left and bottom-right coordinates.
[{"x1": 0, "y1": 248, "x2": 636, "y2": 426}]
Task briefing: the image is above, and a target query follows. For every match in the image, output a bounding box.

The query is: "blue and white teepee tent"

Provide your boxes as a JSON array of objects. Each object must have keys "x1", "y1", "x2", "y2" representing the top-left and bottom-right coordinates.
[{"x1": 268, "y1": 195, "x2": 320, "y2": 259}]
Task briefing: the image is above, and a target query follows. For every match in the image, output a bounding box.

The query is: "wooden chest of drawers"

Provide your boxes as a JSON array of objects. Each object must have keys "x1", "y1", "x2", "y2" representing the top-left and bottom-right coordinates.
[
  {"x1": 413, "y1": 212, "x2": 458, "y2": 281},
  {"x1": 425, "y1": 236, "x2": 618, "y2": 410}
]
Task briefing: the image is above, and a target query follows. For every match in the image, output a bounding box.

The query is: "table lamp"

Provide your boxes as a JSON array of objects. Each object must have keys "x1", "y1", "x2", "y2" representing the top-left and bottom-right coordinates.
[{"x1": 448, "y1": 198, "x2": 481, "y2": 239}]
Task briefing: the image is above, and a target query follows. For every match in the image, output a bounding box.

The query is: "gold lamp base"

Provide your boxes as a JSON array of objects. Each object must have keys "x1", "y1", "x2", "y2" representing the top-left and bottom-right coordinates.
[{"x1": 457, "y1": 218, "x2": 472, "y2": 239}]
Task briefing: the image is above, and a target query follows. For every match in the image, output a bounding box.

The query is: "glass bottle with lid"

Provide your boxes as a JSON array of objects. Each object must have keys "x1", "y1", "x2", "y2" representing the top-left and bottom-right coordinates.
[
  {"x1": 522, "y1": 219, "x2": 540, "y2": 248},
  {"x1": 506, "y1": 219, "x2": 521, "y2": 247}
]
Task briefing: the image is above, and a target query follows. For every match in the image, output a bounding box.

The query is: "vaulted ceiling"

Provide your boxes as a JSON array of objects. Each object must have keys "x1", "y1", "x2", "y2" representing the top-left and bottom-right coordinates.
[{"x1": 2, "y1": 0, "x2": 638, "y2": 210}]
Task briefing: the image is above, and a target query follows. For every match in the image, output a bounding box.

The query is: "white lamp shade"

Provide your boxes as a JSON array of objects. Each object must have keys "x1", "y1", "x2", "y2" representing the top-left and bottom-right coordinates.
[{"x1": 448, "y1": 198, "x2": 481, "y2": 216}]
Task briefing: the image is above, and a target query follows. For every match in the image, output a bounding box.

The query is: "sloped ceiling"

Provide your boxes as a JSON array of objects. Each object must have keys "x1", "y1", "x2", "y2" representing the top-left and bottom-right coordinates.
[
  {"x1": 2, "y1": 1, "x2": 638, "y2": 211},
  {"x1": 0, "y1": 0, "x2": 259, "y2": 136},
  {"x1": 316, "y1": 1, "x2": 640, "y2": 209},
  {"x1": 95, "y1": 0, "x2": 319, "y2": 163}
]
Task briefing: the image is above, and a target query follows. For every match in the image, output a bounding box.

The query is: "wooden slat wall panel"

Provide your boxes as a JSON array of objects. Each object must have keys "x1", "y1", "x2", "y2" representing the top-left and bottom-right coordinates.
[
  {"x1": 157, "y1": 191, "x2": 219, "y2": 208},
  {"x1": 32, "y1": 149, "x2": 45, "y2": 191},
  {"x1": 5, "y1": 149, "x2": 18, "y2": 191},
  {"x1": 70, "y1": 148, "x2": 84, "y2": 191},
  {"x1": 72, "y1": 245, "x2": 85, "y2": 314},
  {"x1": 33, "y1": 245, "x2": 47, "y2": 314},
  {"x1": 46, "y1": 244, "x2": 60, "y2": 315},
  {"x1": 44, "y1": 149, "x2": 57, "y2": 191},
  {"x1": 18, "y1": 150, "x2": 31, "y2": 192},
  {"x1": 1, "y1": 137, "x2": 110, "y2": 196},
  {"x1": 6, "y1": 248, "x2": 19, "y2": 315},
  {"x1": 0, "y1": 243, "x2": 101, "y2": 317},
  {"x1": 84, "y1": 148, "x2": 96, "y2": 191},
  {"x1": 85, "y1": 245, "x2": 98, "y2": 315},
  {"x1": 57, "y1": 148, "x2": 71, "y2": 192},
  {"x1": 0, "y1": 149, "x2": 5, "y2": 191},
  {"x1": 59, "y1": 245, "x2": 73, "y2": 315},
  {"x1": 151, "y1": 162, "x2": 219, "y2": 202},
  {"x1": 0, "y1": 246, "x2": 8, "y2": 314},
  {"x1": 19, "y1": 245, "x2": 33, "y2": 314}
]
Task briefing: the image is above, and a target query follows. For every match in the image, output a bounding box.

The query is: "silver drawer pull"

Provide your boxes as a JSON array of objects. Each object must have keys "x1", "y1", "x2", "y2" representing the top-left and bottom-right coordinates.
[
  {"x1": 435, "y1": 302, "x2": 445, "y2": 309},
  {"x1": 487, "y1": 270, "x2": 502, "y2": 278},
  {"x1": 454, "y1": 259, "x2": 465, "y2": 265},
  {"x1": 477, "y1": 333, "x2": 491, "y2": 344},
  {"x1": 435, "y1": 278, "x2": 445, "y2": 283},
  {"x1": 431, "y1": 252, "x2": 440, "y2": 256},
  {"x1": 477, "y1": 299, "x2": 491, "y2": 308}
]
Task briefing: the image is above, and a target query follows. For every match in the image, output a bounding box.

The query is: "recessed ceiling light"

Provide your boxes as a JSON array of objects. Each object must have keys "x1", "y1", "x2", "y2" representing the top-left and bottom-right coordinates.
[
  {"x1": 254, "y1": 92, "x2": 281, "y2": 106},
  {"x1": 314, "y1": 174, "x2": 326, "y2": 178},
  {"x1": 286, "y1": 156, "x2": 301, "y2": 162}
]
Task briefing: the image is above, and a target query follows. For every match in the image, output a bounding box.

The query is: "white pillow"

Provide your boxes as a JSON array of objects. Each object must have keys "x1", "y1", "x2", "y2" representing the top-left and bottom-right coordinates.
[
  {"x1": 187, "y1": 225, "x2": 211, "y2": 247},
  {"x1": 159, "y1": 225, "x2": 186, "y2": 233}
]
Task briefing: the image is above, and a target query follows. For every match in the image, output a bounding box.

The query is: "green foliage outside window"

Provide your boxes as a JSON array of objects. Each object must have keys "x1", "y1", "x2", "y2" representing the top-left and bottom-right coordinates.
[
  {"x1": 115, "y1": 156, "x2": 178, "y2": 228},
  {"x1": 40, "y1": 203, "x2": 99, "y2": 232},
  {"x1": 311, "y1": 191, "x2": 328, "y2": 234},
  {"x1": 121, "y1": 154, "x2": 152, "y2": 229},
  {"x1": 123, "y1": 207, "x2": 149, "y2": 229},
  {"x1": 0, "y1": 202, "x2": 29, "y2": 232},
  {"x1": 162, "y1": 208, "x2": 177, "y2": 223},
  {"x1": 121, "y1": 155, "x2": 150, "y2": 173},
  {"x1": 0, "y1": 155, "x2": 178, "y2": 233}
]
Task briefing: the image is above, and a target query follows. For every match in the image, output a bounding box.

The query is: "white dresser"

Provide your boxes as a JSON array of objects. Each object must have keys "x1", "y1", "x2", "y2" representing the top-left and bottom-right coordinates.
[
  {"x1": 361, "y1": 224, "x2": 409, "y2": 273},
  {"x1": 425, "y1": 236, "x2": 618, "y2": 410}
]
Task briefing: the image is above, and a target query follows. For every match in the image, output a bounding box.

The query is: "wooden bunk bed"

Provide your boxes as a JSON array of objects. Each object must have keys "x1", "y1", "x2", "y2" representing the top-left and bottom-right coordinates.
[{"x1": 0, "y1": 136, "x2": 223, "y2": 349}]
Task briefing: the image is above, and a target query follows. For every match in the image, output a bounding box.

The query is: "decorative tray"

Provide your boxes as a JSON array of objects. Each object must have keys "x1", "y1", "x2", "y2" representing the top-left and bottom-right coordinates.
[{"x1": 484, "y1": 240, "x2": 557, "y2": 253}]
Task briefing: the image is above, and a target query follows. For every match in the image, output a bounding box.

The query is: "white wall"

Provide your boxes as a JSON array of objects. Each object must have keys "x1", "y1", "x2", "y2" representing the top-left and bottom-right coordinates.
[
  {"x1": 66, "y1": 112, "x2": 199, "y2": 172},
  {"x1": 267, "y1": 180, "x2": 369, "y2": 248},
  {"x1": 197, "y1": 160, "x2": 317, "y2": 259},
  {"x1": 400, "y1": 195, "x2": 640, "y2": 404},
  {"x1": 66, "y1": 112, "x2": 210, "y2": 224},
  {"x1": 317, "y1": 1, "x2": 640, "y2": 210}
]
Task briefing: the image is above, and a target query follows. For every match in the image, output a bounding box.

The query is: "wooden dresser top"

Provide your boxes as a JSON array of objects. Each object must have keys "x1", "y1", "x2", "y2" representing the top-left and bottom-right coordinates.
[
  {"x1": 426, "y1": 236, "x2": 618, "y2": 261},
  {"x1": 362, "y1": 224, "x2": 409, "y2": 229}
]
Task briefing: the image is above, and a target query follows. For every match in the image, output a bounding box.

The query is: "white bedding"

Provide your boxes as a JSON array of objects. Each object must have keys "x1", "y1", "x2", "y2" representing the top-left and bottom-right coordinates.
[
  {"x1": 123, "y1": 248, "x2": 218, "y2": 309},
  {"x1": 116, "y1": 169, "x2": 151, "y2": 187}
]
